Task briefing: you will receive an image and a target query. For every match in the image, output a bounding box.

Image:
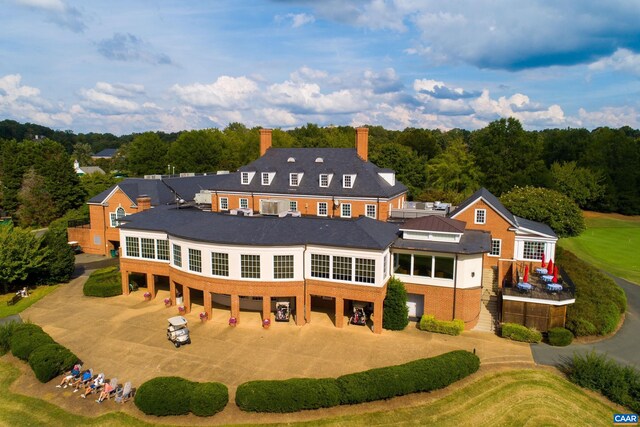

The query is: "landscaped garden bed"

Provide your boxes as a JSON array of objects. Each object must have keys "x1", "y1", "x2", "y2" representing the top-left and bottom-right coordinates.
[{"x1": 83, "y1": 266, "x2": 122, "y2": 297}]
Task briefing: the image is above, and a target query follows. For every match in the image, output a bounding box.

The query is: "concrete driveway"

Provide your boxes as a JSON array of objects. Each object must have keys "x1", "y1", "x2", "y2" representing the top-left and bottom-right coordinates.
[{"x1": 532, "y1": 275, "x2": 640, "y2": 367}]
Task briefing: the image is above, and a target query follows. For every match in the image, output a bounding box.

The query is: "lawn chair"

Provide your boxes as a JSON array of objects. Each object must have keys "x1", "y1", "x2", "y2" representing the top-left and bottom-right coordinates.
[
  {"x1": 96, "y1": 378, "x2": 118, "y2": 403},
  {"x1": 73, "y1": 369, "x2": 93, "y2": 392},
  {"x1": 115, "y1": 381, "x2": 132, "y2": 403}
]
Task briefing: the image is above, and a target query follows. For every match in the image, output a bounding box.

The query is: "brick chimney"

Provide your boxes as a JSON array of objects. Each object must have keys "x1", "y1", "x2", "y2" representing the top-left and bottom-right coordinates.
[
  {"x1": 137, "y1": 196, "x2": 151, "y2": 211},
  {"x1": 356, "y1": 127, "x2": 369, "y2": 161},
  {"x1": 259, "y1": 128, "x2": 272, "y2": 156}
]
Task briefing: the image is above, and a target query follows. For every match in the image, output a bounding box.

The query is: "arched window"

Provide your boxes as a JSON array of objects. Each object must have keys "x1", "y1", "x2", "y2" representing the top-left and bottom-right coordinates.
[
  {"x1": 110, "y1": 207, "x2": 126, "y2": 227},
  {"x1": 116, "y1": 207, "x2": 125, "y2": 219}
]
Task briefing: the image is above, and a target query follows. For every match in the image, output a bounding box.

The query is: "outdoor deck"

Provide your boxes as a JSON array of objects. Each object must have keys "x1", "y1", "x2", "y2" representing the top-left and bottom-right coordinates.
[{"x1": 502, "y1": 267, "x2": 576, "y2": 303}]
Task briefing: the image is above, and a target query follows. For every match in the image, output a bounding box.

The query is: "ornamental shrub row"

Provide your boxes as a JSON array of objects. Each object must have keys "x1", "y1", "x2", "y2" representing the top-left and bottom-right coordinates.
[
  {"x1": 418, "y1": 315, "x2": 465, "y2": 336},
  {"x1": 0, "y1": 321, "x2": 19, "y2": 356},
  {"x1": 235, "y1": 350, "x2": 480, "y2": 413},
  {"x1": 83, "y1": 266, "x2": 123, "y2": 297},
  {"x1": 134, "y1": 376, "x2": 228, "y2": 417},
  {"x1": 501, "y1": 323, "x2": 542, "y2": 343},
  {"x1": 565, "y1": 351, "x2": 640, "y2": 413},
  {"x1": 558, "y1": 248, "x2": 627, "y2": 336},
  {"x1": 547, "y1": 327, "x2": 574, "y2": 347},
  {"x1": 6, "y1": 323, "x2": 78, "y2": 383}
]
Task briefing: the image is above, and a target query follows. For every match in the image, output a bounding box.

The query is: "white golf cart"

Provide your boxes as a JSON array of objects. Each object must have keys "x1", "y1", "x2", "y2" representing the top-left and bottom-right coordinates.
[{"x1": 167, "y1": 316, "x2": 191, "y2": 348}]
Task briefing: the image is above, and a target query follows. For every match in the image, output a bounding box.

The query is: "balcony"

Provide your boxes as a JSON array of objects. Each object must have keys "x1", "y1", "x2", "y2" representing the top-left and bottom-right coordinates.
[{"x1": 501, "y1": 266, "x2": 576, "y2": 304}]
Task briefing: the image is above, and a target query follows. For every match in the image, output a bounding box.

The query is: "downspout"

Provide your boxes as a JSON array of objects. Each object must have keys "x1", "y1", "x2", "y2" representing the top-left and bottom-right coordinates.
[
  {"x1": 452, "y1": 254, "x2": 458, "y2": 321},
  {"x1": 102, "y1": 204, "x2": 108, "y2": 256},
  {"x1": 377, "y1": 197, "x2": 380, "y2": 220},
  {"x1": 303, "y1": 244, "x2": 308, "y2": 323}
]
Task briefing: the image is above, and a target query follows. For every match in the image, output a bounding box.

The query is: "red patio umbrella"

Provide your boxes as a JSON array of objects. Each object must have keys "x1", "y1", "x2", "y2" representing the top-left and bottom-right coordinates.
[
  {"x1": 552, "y1": 266, "x2": 559, "y2": 283},
  {"x1": 523, "y1": 265, "x2": 529, "y2": 283},
  {"x1": 547, "y1": 259, "x2": 554, "y2": 276},
  {"x1": 541, "y1": 252, "x2": 546, "y2": 267}
]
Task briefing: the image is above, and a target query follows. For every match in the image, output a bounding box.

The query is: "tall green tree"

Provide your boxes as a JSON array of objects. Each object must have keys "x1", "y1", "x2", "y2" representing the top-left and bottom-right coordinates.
[
  {"x1": 126, "y1": 132, "x2": 168, "y2": 176},
  {"x1": 550, "y1": 161, "x2": 605, "y2": 208},
  {"x1": 369, "y1": 143, "x2": 426, "y2": 197},
  {"x1": 470, "y1": 118, "x2": 548, "y2": 195},
  {"x1": 80, "y1": 172, "x2": 119, "y2": 201},
  {"x1": 16, "y1": 168, "x2": 57, "y2": 227},
  {"x1": 426, "y1": 138, "x2": 482, "y2": 197},
  {"x1": 383, "y1": 278, "x2": 409, "y2": 330},
  {"x1": 37, "y1": 227, "x2": 76, "y2": 284},
  {"x1": 167, "y1": 129, "x2": 224, "y2": 173},
  {"x1": 0, "y1": 226, "x2": 46, "y2": 293}
]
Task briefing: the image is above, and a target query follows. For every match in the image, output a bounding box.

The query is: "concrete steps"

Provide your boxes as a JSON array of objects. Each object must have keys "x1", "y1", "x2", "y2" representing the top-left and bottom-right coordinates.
[{"x1": 474, "y1": 267, "x2": 500, "y2": 332}]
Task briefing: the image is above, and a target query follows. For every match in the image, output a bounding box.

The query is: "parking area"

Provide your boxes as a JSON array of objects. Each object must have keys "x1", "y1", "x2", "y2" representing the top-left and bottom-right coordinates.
[{"x1": 12, "y1": 266, "x2": 534, "y2": 423}]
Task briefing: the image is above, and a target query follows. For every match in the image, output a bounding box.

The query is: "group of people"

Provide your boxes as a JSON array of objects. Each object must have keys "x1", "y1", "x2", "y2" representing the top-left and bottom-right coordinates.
[{"x1": 56, "y1": 363, "x2": 132, "y2": 403}]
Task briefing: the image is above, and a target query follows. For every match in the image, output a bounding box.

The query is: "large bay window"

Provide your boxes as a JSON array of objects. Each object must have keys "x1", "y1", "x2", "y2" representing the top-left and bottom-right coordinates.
[
  {"x1": 211, "y1": 252, "x2": 229, "y2": 276},
  {"x1": 394, "y1": 253, "x2": 454, "y2": 280},
  {"x1": 188, "y1": 249, "x2": 202, "y2": 272},
  {"x1": 241, "y1": 254, "x2": 260, "y2": 278},
  {"x1": 523, "y1": 241, "x2": 545, "y2": 260},
  {"x1": 311, "y1": 254, "x2": 330, "y2": 278},
  {"x1": 332, "y1": 256, "x2": 352, "y2": 281},
  {"x1": 125, "y1": 236, "x2": 139, "y2": 257},
  {"x1": 273, "y1": 255, "x2": 294, "y2": 279},
  {"x1": 141, "y1": 238, "x2": 155, "y2": 259}
]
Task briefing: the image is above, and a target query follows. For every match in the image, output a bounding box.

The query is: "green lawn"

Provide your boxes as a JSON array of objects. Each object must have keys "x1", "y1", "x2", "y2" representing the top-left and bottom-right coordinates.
[
  {"x1": 0, "y1": 285, "x2": 60, "y2": 319},
  {"x1": 559, "y1": 213, "x2": 640, "y2": 285},
  {"x1": 0, "y1": 360, "x2": 619, "y2": 427}
]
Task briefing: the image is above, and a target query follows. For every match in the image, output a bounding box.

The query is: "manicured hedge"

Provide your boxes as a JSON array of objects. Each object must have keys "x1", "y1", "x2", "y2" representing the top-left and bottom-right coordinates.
[
  {"x1": 501, "y1": 323, "x2": 542, "y2": 343},
  {"x1": 0, "y1": 321, "x2": 19, "y2": 356},
  {"x1": 235, "y1": 378, "x2": 342, "y2": 413},
  {"x1": 83, "y1": 266, "x2": 123, "y2": 297},
  {"x1": 383, "y1": 278, "x2": 409, "y2": 330},
  {"x1": 28, "y1": 343, "x2": 78, "y2": 383},
  {"x1": 565, "y1": 351, "x2": 640, "y2": 413},
  {"x1": 10, "y1": 325, "x2": 55, "y2": 361},
  {"x1": 135, "y1": 376, "x2": 228, "y2": 417},
  {"x1": 236, "y1": 350, "x2": 480, "y2": 413},
  {"x1": 419, "y1": 315, "x2": 464, "y2": 336},
  {"x1": 558, "y1": 248, "x2": 627, "y2": 336},
  {"x1": 548, "y1": 327, "x2": 574, "y2": 347}
]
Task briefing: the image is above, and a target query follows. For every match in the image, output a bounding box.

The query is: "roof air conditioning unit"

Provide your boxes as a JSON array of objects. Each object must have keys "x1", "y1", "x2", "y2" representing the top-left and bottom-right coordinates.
[
  {"x1": 260, "y1": 199, "x2": 290, "y2": 216},
  {"x1": 194, "y1": 190, "x2": 212, "y2": 205},
  {"x1": 180, "y1": 172, "x2": 195, "y2": 177},
  {"x1": 144, "y1": 174, "x2": 163, "y2": 180}
]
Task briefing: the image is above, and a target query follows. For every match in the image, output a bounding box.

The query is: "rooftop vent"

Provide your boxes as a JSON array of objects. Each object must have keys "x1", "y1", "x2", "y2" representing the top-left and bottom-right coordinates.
[
  {"x1": 287, "y1": 157, "x2": 295, "y2": 163},
  {"x1": 144, "y1": 174, "x2": 163, "y2": 180},
  {"x1": 216, "y1": 170, "x2": 229, "y2": 175},
  {"x1": 179, "y1": 172, "x2": 195, "y2": 177},
  {"x1": 315, "y1": 157, "x2": 324, "y2": 163}
]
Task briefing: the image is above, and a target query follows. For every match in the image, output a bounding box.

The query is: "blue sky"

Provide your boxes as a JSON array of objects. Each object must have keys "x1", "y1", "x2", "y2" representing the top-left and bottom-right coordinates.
[{"x1": 2, "y1": 0, "x2": 640, "y2": 134}]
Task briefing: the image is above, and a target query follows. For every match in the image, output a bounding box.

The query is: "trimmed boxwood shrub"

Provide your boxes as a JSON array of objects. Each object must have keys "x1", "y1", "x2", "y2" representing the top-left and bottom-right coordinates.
[
  {"x1": 0, "y1": 321, "x2": 19, "y2": 356},
  {"x1": 501, "y1": 323, "x2": 542, "y2": 343},
  {"x1": 10, "y1": 326, "x2": 55, "y2": 361},
  {"x1": 383, "y1": 278, "x2": 409, "y2": 330},
  {"x1": 235, "y1": 351, "x2": 480, "y2": 412},
  {"x1": 565, "y1": 351, "x2": 640, "y2": 413},
  {"x1": 83, "y1": 266, "x2": 122, "y2": 297},
  {"x1": 558, "y1": 248, "x2": 626, "y2": 336},
  {"x1": 190, "y1": 382, "x2": 229, "y2": 417},
  {"x1": 135, "y1": 376, "x2": 229, "y2": 417},
  {"x1": 28, "y1": 343, "x2": 78, "y2": 383},
  {"x1": 548, "y1": 327, "x2": 574, "y2": 347},
  {"x1": 236, "y1": 378, "x2": 341, "y2": 413},
  {"x1": 337, "y1": 350, "x2": 479, "y2": 404},
  {"x1": 419, "y1": 315, "x2": 465, "y2": 336}
]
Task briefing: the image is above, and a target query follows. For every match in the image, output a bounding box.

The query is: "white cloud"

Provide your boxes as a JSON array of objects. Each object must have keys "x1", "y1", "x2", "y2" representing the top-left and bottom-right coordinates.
[
  {"x1": 15, "y1": 0, "x2": 85, "y2": 32},
  {"x1": 576, "y1": 106, "x2": 639, "y2": 129},
  {"x1": 0, "y1": 74, "x2": 71, "y2": 126},
  {"x1": 275, "y1": 13, "x2": 315, "y2": 28},
  {"x1": 79, "y1": 84, "x2": 140, "y2": 114},
  {"x1": 172, "y1": 76, "x2": 258, "y2": 108},
  {"x1": 589, "y1": 48, "x2": 640, "y2": 76}
]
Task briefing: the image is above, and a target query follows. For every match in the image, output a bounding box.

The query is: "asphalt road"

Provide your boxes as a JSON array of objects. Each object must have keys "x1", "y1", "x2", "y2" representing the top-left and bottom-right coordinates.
[{"x1": 531, "y1": 275, "x2": 640, "y2": 367}]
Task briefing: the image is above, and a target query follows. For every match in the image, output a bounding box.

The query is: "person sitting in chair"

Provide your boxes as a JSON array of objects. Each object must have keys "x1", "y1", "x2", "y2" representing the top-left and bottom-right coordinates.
[
  {"x1": 56, "y1": 363, "x2": 82, "y2": 388},
  {"x1": 72, "y1": 369, "x2": 93, "y2": 392},
  {"x1": 96, "y1": 382, "x2": 114, "y2": 403},
  {"x1": 81, "y1": 373, "x2": 105, "y2": 398}
]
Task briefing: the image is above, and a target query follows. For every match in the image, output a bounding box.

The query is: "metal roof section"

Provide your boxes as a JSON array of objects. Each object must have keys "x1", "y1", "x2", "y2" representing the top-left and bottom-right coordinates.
[{"x1": 400, "y1": 215, "x2": 466, "y2": 233}]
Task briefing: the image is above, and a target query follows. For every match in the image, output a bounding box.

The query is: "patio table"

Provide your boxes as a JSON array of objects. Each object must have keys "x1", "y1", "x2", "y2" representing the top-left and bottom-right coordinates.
[
  {"x1": 546, "y1": 283, "x2": 563, "y2": 292},
  {"x1": 541, "y1": 275, "x2": 554, "y2": 282},
  {"x1": 535, "y1": 267, "x2": 548, "y2": 275},
  {"x1": 517, "y1": 282, "x2": 533, "y2": 291}
]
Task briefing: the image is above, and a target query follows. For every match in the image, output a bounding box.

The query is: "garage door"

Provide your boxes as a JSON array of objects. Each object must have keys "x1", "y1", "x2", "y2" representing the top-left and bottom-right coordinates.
[{"x1": 406, "y1": 293, "x2": 424, "y2": 320}]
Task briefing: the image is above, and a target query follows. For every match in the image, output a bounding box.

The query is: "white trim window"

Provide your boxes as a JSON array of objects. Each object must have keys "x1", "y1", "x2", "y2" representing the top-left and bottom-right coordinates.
[
  {"x1": 319, "y1": 174, "x2": 329, "y2": 187},
  {"x1": 125, "y1": 236, "x2": 139, "y2": 257},
  {"x1": 241, "y1": 254, "x2": 261, "y2": 279},
  {"x1": 157, "y1": 240, "x2": 170, "y2": 261},
  {"x1": 219, "y1": 197, "x2": 228, "y2": 211},
  {"x1": 188, "y1": 248, "x2": 202, "y2": 273},
  {"x1": 523, "y1": 241, "x2": 545, "y2": 261},
  {"x1": 172, "y1": 244, "x2": 182, "y2": 267},
  {"x1": 311, "y1": 254, "x2": 330, "y2": 278},
  {"x1": 365, "y1": 204, "x2": 376, "y2": 219},
  {"x1": 318, "y1": 202, "x2": 328, "y2": 217},
  {"x1": 239, "y1": 198, "x2": 248, "y2": 209},
  {"x1": 110, "y1": 206, "x2": 126, "y2": 227},
  {"x1": 355, "y1": 258, "x2": 375, "y2": 283},
  {"x1": 341, "y1": 203, "x2": 352, "y2": 218},
  {"x1": 141, "y1": 238, "x2": 155, "y2": 259},
  {"x1": 273, "y1": 255, "x2": 294, "y2": 279},
  {"x1": 332, "y1": 256, "x2": 352, "y2": 281},
  {"x1": 241, "y1": 172, "x2": 250, "y2": 185},
  {"x1": 289, "y1": 201, "x2": 298, "y2": 212},
  {"x1": 261, "y1": 172, "x2": 270, "y2": 185},
  {"x1": 211, "y1": 252, "x2": 229, "y2": 277},
  {"x1": 289, "y1": 173, "x2": 299, "y2": 187},
  {"x1": 475, "y1": 209, "x2": 486, "y2": 224},
  {"x1": 490, "y1": 239, "x2": 501, "y2": 257},
  {"x1": 343, "y1": 174, "x2": 355, "y2": 188}
]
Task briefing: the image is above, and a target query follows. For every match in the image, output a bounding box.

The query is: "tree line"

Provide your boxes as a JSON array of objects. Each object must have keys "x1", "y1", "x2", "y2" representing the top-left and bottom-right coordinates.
[{"x1": 1, "y1": 118, "x2": 639, "y2": 227}]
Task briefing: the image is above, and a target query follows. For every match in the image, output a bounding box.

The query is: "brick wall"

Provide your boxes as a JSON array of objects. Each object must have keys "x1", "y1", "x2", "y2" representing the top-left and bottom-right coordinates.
[{"x1": 404, "y1": 283, "x2": 481, "y2": 330}]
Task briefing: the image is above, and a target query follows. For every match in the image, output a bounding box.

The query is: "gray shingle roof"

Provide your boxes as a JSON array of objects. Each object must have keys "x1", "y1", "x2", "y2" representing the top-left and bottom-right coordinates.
[
  {"x1": 210, "y1": 148, "x2": 407, "y2": 198},
  {"x1": 392, "y1": 230, "x2": 491, "y2": 254},
  {"x1": 88, "y1": 179, "x2": 175, "y2": 206},
  {"x1": 449, "y1": 187, "x2": 516, "y2": 226},
  {"x1": 514, "y1": 216, "x2": 557, "y2": 238},
  {"x1": 162, "y1": 175, "x2": 227, "y2": 201},
  {"x1": 401, "y1": 215, "x2": 466, "y2": 233},
  {"x1": 119, "y1": 207, "x2": 401, "y2": 250},
  {"x1": 92, "y1": 148, "x2": 117, "y2": 158}
]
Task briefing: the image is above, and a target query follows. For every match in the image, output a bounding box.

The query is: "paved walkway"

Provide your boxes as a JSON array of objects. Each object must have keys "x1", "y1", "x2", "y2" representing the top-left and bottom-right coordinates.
[
  {"x1": 532, "y1": 275, "x2": 640, "y2": 367},
  {"x1": 10, "y1": 257, "x2": 534, "y2": 424}
]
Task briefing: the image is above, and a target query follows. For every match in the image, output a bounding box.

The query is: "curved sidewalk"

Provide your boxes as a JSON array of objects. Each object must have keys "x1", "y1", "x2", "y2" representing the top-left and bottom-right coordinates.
[{"x1": 531, "y1": 275, "x2": 640, "y2": 367}]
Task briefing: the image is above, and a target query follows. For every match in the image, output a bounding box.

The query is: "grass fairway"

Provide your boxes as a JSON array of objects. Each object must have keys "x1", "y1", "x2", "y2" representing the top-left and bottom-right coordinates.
[
  {"x1": 0, "y1": 285, "x2": 59, "y2": 319},
  {"x1": 559, "y1": 212, "x2": 640, "y2": 285},
  {"x1": 0, "y1": 361, "x2": 618, "y2": 427}
]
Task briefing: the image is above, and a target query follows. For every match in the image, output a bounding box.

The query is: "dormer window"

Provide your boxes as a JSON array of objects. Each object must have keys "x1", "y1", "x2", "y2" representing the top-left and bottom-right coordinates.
[
  {"x1": 262, "y1": 173, "x2": 270, "y2": 185},
  {"x1": 290, "y1": 173, "x2": 299, "y2": 187},
  {"x1": 315, "y1": 157, "x2": 323, "y2": 163},
  {"x1": 319, "y1": 174, "x2": 329, "y2": 187},
  {"x1": 343, "y1": 174, "x2": 356, "y2": 189},
  {"x1": 288, "y1": 157, "x2": 296, "y2": 163},
  {"x1": 241, "y1": 172, "x2": 249, "y2": 185}
]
